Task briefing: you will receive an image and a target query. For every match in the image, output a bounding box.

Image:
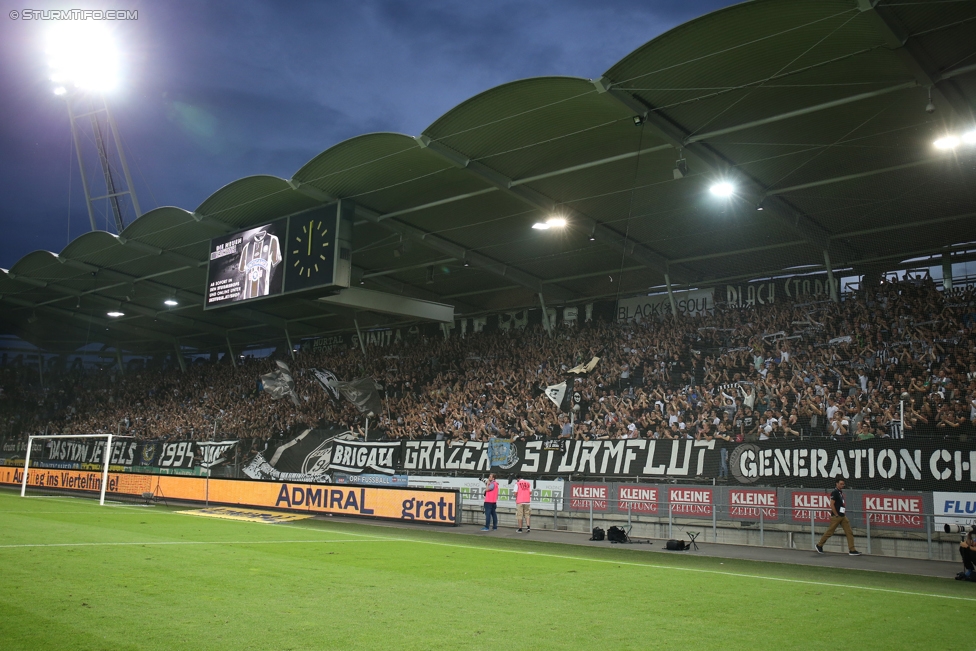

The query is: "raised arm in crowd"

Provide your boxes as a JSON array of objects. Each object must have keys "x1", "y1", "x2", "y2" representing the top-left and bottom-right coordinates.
[{"x1": 2, "y1": 277, "x2": 975, "y2": 444}]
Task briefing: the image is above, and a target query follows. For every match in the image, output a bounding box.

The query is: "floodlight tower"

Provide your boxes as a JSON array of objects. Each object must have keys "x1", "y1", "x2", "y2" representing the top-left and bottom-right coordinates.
[{"x1": 47, "y1": 23, "x2": 141, "y2": 233}]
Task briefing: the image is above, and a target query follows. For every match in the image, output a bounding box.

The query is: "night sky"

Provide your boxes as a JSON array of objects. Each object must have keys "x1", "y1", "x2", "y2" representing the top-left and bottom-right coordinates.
[{"x1": 0, "y1": 0, "x2": 738, "y2": 269}]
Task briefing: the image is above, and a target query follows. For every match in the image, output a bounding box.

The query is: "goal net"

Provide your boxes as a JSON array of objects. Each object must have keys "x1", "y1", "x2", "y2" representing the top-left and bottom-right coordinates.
[{"x1": 19, "y1": 434, "x2": 156, "y2": 505}]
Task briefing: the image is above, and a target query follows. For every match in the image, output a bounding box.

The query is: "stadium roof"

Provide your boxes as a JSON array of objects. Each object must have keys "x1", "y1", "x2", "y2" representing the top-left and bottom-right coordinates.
[{"x1": 2, "y1": 0, "x2": 975, "y2": 354}]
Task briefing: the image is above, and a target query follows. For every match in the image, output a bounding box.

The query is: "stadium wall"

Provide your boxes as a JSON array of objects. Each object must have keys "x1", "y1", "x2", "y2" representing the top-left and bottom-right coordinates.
[{"x1": 0, "y1": 466, "x2": 460, "y2": 525}]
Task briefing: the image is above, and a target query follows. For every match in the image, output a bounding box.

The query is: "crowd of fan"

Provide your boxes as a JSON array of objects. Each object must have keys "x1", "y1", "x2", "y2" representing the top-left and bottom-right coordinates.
[{"x1": 2, "y1": 276, "x2": 976, "y2": 444}]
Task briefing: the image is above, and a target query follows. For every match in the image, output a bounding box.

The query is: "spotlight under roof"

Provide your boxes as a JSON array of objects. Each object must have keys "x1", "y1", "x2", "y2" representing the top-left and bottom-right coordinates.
[
  {"x1": 934, "y1": 135, "x2": 961, "y2": 150},
  {"x1": 532, "y1": 216, "x2": 567, "y2": 230},
  {"x1": 106, "y1": 311, "x2": 124, "y2": 318},
  {"x1": 709, "y1": 182, "x2": 734, "y2": 198},
  {"x1": 164, "y1": 299, "x2": 178, "y2": 306}
]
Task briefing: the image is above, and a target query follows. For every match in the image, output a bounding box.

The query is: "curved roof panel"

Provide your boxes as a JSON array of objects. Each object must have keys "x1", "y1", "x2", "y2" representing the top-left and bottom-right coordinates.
[{"x1": 2, "y1": 0, "x2": 974, "y2": 353}]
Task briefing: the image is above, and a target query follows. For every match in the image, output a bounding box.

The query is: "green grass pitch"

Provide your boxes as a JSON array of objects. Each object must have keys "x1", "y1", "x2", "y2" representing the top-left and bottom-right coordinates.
[{"x1": 0, "y1": 488, "x2": 973, "y2": 650}]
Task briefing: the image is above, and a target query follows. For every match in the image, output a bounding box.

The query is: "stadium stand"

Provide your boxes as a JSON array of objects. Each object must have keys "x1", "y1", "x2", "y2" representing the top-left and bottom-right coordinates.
[{"x1": 3, "y1": 275, "x2": 974, "y2": 444}]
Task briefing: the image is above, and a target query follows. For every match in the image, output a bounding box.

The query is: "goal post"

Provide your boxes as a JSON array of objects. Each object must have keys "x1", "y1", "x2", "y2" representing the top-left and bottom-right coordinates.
[{"x1": 21, "y1": 433, "x2": 134, "y2": 505}]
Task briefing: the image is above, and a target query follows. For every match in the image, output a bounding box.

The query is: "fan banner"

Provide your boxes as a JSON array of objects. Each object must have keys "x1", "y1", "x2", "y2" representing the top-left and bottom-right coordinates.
[
  {"x1": 331, "y1": 378, "x2": 383, "y2": 415},
  {"x1": 241, "y1": 427, "x2": 350, "y2": 483},
  {"x1": 4, "y1": 435, "x2": 976, "y2": 491}
]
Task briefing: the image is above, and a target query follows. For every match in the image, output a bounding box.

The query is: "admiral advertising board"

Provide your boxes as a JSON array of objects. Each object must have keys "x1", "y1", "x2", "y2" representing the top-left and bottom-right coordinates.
[{"x1": 0, "y1": 467, "x2": 459, "y2": 525}]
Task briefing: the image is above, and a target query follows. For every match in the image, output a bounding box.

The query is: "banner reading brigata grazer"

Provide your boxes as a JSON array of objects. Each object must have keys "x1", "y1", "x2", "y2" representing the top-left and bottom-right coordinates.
[{"x1": 0, "y1": 467, "x2": 459, "y2": 525}]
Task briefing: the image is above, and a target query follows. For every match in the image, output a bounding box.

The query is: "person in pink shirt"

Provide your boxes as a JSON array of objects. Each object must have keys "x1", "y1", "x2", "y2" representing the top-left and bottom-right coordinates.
[
  {"x1": 515, "y1": 474, "x2": 532, "y2": 533},
  {"x1": 481, "y1": 473, "x2": 498, "y2": 531}
]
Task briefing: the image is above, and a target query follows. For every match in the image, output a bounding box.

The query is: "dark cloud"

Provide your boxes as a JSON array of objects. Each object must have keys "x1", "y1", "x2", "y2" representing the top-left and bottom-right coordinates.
[{"x1": 0, "y1": 0, "x2": 737, "y2": 267}]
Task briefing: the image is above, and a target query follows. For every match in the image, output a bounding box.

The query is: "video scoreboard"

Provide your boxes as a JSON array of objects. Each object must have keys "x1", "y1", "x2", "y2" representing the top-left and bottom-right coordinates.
[{"x1": 204, "y1": 202, "x2": 351, "y2": 310}]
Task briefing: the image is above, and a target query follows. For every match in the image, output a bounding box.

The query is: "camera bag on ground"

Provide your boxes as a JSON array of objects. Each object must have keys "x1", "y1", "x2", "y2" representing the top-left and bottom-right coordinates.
[
  {"x1": 665, "y1": 539, "x2": 689, "y2": 551},
  {"x1": 590, "y1": 527, "x2": 605, "y2": 541},
  {"x1": 607, "y1": 526, "x2": 628, "y2": 543}
]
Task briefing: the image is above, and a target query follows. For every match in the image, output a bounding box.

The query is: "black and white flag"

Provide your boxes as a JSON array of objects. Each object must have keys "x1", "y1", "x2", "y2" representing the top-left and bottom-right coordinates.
[
  {"x1": 259, "y1": 360, "x2": 300, "y2": 406},
  {"x1": 544, "y1": 381, "x2": 572, "y2": 412},
  {"x1": 310, "y1": 368, "x2": 341, "y2": 401},
  {"x1": 567, "y1": 356, "x2": 600, "y2": 375},
  {"x1": 196, "y1": 441, "x2": 237, "y2": 470},
  {"x1": 332, "y1": 378, "x2": 384, "y2": 416}
]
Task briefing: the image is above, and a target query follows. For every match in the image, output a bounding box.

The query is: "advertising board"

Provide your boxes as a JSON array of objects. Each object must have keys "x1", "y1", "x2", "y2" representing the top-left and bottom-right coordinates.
[{"x1": 0, "y1": 467, "x2": 458, "y2": 525}]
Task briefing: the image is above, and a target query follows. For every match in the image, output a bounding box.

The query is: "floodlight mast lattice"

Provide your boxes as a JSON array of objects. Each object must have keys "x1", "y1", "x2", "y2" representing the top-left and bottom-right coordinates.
[
  {"x1": 48, "y1": 24, "x2": 141, "y2": 233},
  {"x1": 21, "y1": 433, "x2": 133, "y2": 505}
]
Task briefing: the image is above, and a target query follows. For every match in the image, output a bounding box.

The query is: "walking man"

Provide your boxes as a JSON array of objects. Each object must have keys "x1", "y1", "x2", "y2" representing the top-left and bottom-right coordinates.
[
  {"x1": 515, "y1": 474, "x2": 532, "y2": 533},
  {"x1": 816, "y1": 479, "x2": 862, "y2": 556},
  {"x1": 481, "y1": 474, "x2": 498, "y2": 531}
]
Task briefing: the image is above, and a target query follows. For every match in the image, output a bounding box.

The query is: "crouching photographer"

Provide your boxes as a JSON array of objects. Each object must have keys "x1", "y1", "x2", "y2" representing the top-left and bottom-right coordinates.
[{"x1": 947, "y1": 524, "x2": 976, "y2": 581}]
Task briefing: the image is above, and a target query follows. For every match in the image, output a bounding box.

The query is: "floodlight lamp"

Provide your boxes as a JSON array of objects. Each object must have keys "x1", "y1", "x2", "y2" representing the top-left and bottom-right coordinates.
[
  {"x1": 164, "y1": 299, "x2": 178, "y2": 306},
  {"x1": 532, "y1": 222, "x2": 551, "y2": 230},
  {"x1": 547, "y1": 216, "x2": 567, "y2": 228},
  {"x1": 106, "y1": 311, "x2": 124, "y2": 318},
  {"x1": 709, "y1": 182, "x2": 734, "y2": 197},
  {"x1": 963, "y1": 131, "x2": 976, "y2": 145},
  {"x1": 45, "y1": 22, "x2": 120, "y2": 93},
  {"x1": 53, "y1": 86, "x2": 66, "y2": 96},
  {"x1": 934, "y1": 136, "x2": 960, "y2": 150}
]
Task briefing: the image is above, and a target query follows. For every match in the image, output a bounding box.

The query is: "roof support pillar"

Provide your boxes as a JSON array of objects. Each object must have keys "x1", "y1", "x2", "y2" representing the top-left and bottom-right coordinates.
[
  {"x1": 115, "y1": 347, "x2": 124, "y2": 376},
  {"x1": 174, "y1": 340, "x2": 187, "y2": 374},
  {"x1": 285, "y1": 328, "x2": 295, "y2": 360},
  {"x1": 226, "y1": 336, "x2": 236, "y2": 367},
  {"x1": 823, "y1": 250, "x2": 838, "y2": 303},
  {"x1": 942, "y1": 253, "x2": 953, "y2": 292},
  {"x1": 353, "y1": 319, "x2": 367, "y2": 357},
  {"x1": 665, "y1": 273, "x2": 678, "y2": 317},
  {"x1": 539, "y1": 293, "x2": 552, "y2": 339}
]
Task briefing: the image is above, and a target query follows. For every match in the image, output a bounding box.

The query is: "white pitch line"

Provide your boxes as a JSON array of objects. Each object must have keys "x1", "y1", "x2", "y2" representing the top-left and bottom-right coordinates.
[
  {"x1": 0, "y1": 539, "x2": 397, "y2": 550},
  {"x1": 8, "y1": 496, "x2": 971, "y2": 604},
  {"x1": 299, "y1": 524, "x2": 976, "y2": 604}
]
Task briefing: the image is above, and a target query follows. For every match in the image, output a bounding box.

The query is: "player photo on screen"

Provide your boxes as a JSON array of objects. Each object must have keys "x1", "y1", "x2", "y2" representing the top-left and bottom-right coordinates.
[{"x1": 206, "y1": 220, "x2": 285, "y2": 307}]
